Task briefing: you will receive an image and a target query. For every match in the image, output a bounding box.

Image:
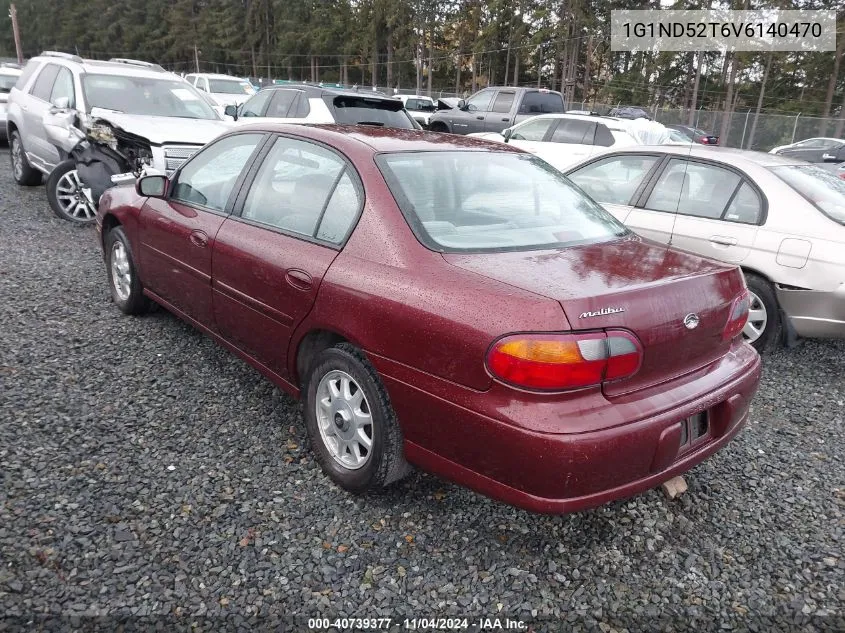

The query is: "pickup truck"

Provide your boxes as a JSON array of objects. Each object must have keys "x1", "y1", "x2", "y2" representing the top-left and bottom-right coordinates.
[{"x1": 427, "y1": 87, "x2": 564, "y2": 135}]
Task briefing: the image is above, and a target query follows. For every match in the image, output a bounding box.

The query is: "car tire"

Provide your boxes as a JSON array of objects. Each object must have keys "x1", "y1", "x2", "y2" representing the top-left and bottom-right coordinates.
[
  {"x1": 105, "y1": 226, "x2": 151, "y2": 315},
  {"x1": 9, "y1": 130, "x2": 42, "y2": 186},
  {"x1": 303, "y1": 343, "x2": 411, "y2": 494},
  {"x1": 743, "y1": 273, "x2": 781, "y2": 352},
  {"x1": 428, "y1": 122, "x2": 449, "y2": 133},
  {"x1": 46, "y1": 159, "x2": 97, "y2": 224}
]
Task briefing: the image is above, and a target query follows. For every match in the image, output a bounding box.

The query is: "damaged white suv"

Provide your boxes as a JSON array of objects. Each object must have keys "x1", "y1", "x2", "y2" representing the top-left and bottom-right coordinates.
[{"x1": 6, "y1": 52, "x2": 230, "y2": 223}]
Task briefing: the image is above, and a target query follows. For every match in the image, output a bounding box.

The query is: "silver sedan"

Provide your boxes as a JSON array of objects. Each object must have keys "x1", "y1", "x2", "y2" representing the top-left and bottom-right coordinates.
[{"x1": 566, "y1": 145, "x2": 845, "y2": 351}]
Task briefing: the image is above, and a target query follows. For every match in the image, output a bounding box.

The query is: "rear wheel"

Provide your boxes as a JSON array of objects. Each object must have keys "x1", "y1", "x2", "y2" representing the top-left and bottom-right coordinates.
[
  {"x1": 743, "y1": 273, "x2": 781, "y2": 352},
  {"x1": 303, "y1": 343, "x2": 411, "y2": 494},
  {"x1": 9, "y1": 130, "x2": 42, "y2": 186},
  {"x1": 46, "y1": 159, "x2": 97, "y2": 223}
]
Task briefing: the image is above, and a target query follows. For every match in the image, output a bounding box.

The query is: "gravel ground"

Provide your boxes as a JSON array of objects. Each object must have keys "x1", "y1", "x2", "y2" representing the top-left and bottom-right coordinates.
[{"x1": 0, "y1": 148, "x2": 843, "y2": 632}]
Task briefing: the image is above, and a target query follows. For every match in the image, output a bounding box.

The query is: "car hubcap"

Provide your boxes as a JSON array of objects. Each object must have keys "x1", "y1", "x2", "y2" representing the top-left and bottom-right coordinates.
[
  {"x1": 743, "y1": 290, "x2": 767, "y2": 343},
  {"x1": 56, "y1": 169, "x2": 96, "y2": 221},
  {"x1": 110, "y1": 241, "x2": 132, "y2": 301},
  {"x1": 11, "y1": 137, "x2": 23, "y2": 181},
  {"x1": 315, "y1": 370, "x2": 373, "y2": 470}
]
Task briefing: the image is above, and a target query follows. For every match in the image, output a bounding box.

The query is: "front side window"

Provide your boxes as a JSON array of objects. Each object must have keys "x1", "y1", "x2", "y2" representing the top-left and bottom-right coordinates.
[
  {"x1": 464, "y1": 90, "x2": 494, "y2": 112},
  {"x1": 568, "y1": 154, "x2": 660, "y2": 205},
  {"x1": 241, "y1": 137, "x2": 361, "y2": 243},
  {"x1": 377, "y1": 151, "x2": 628, "y2": 252},
  {"x1": 82, "y1": 74, "x2": 219, "y2": 119},
  {"x1": 510, "y1": 118, "x2": 554, "y2": 141},
  {"x1": 171, "y1": 134, "x2": 263, "y2": 211},
  {"x1": 49, "y1": 67, "x2": 75, "y2": 108},
  {"x1": 645, "y1": 159, "x2": 740, "y2": 217},
  {"x1": 770, "y1": 164, "x2": 845, "y2": 225},
  {"x1": 240, "y1": 89, "x2": 273, "y2": 117},
  {"x1": 30, "y1": 63, "x2": 60, "y2": 101}
]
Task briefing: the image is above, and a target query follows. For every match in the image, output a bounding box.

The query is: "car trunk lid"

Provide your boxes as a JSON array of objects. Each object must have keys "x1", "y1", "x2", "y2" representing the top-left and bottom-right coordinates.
[{"x1": 443, "y1": 236, "x2": 745, "y2": 396}]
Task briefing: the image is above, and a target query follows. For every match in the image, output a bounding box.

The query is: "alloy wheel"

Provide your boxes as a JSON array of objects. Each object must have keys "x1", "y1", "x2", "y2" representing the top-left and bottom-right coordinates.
[
  {"x1": 55, "y1": 169, "x2": 96, "y2": 221},
  {"x1": 11, "y1": 137, "x2": 23, "y2": 181},
  {"x1": 110, "y1": 240, "x2": 132, "y2": 301},
  {"x1": 742, "y1": 290, "x2": 767, "y2": 343},
  {"x1": 315, "y1": 370, "x2": 373, "y2": 470}
]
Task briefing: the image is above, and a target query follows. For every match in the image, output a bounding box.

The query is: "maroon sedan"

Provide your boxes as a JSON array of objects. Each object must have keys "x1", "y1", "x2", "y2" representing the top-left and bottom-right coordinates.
[{"x1": 95, "y1": 124, "x2": 761, "y2": 514}]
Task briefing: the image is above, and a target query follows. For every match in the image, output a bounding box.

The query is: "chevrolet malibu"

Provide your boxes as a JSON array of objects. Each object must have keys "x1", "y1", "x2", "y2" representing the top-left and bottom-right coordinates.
[{"x1": 95, "y1": 124, "x2": 761, "y2": 514}]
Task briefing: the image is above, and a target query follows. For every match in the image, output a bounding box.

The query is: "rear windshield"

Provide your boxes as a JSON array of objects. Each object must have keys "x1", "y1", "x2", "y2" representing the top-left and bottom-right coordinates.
[
  {"x1": 0, "y1": 74, "x2": 17, "y2": 93},
  {"x1": 770, "y1": 164, "x2": 845, "y2": 225},
  {"x1": 518, "y1": 91, "x2": 564, "y2": 115},
  {"x1": 329, "y1": 95, "x2": 417, "y2": 129},
  {"x1": 209, "y1": 78, "x2": 255, "y2": 95},
  {"x1": 377, "y1": 151, "x2": 628, "y2": 253}
]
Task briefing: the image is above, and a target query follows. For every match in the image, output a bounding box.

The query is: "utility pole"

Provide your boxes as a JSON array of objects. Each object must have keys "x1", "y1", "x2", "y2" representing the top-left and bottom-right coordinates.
[
  {"x1": 194, "y1": 44, "x2": 200, "y2": 73},
  {"x1": 9, "y1": 4, "x2": 23, "y2": 65}
]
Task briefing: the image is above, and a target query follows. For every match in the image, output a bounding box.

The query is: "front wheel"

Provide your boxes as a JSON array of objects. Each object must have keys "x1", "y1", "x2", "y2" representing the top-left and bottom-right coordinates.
[
  {"x1": 743, "y1": 273, "x2": 781, "y2": 352},
  {"x1": 105, "y1": 226, "x2": 150, "y2": 315},
  {"x1": 46, "y1": 159, "x2": 97, "y2": 223},
  {"x1": 304, "y1": 343, "x2": 411, "y2": 494}
]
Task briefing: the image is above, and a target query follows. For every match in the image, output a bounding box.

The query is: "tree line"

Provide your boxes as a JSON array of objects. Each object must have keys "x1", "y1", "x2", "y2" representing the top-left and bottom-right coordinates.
[{"x1": 1, "y1": 0, "x2": 843, "y2": 139}]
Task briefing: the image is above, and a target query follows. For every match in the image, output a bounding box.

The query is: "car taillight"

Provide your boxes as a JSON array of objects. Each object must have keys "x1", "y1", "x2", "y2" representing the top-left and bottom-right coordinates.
[
  {"x1": 723, "y1": 290, "x2": 750, "y2": 341},
  {"x1": 698, "y1": 136, "x2": 709, "y2": 144},
  {"x1": 838, "y1": 172, "x2": 845, "y2": 181},
  {"x1": 486, "y1": 330, "x2": 643, "y2": 391}
]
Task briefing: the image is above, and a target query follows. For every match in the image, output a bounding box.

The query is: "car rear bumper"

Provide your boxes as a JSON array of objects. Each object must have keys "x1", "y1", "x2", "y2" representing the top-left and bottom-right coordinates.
[
  {"x1": 375, "y1": 343, "x2": 761, "y2": 514},
  {"x1": 777, "y1": 283, "x2": 845, "y2": 339}
]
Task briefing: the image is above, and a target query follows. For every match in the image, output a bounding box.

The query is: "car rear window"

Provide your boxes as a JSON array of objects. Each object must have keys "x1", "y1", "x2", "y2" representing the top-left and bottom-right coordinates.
[
  {"x1": 377, "y1": 151, "x2": 628, "y2": 253},
  {"x1": 769, "y1": 164, "x2": 845, "y2": 226},
  {"x1": 518, "y1": 91, "x2": 564, "y2": 115},
  {"x1": 328, "y1": 95, "x2": 417, "y2": 128}
]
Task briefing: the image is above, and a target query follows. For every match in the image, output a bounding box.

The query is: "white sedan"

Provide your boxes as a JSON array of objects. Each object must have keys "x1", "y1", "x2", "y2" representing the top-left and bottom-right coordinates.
[
  {"x1": 565, "y1": 146, "x2": 845, "y2": 350},
  {"x1": 467, "y1": 113, "x2": 681, "y2": 172}
]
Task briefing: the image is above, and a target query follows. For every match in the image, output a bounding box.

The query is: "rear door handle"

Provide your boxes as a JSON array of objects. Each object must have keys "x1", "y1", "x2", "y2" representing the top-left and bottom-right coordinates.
[
  {"x1": 189, "y1": 230, "x2": 209, "y2": 248},
  {"x1": 709, "y1": 236, "x2": 737, "y2": 246},
  {"x1": 501, "y1": 118, "x2": 509, "y2": 122},
  {"x1": 476, "y1": 116, "x2": 484, "y2": 120}
]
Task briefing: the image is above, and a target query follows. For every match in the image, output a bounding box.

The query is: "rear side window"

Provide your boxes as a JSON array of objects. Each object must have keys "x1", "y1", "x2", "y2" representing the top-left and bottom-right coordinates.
[
  {"x1": 292, "y1": 93, "x2": 311, "y2": 118},
  {"x1": 594, "y1": 124, "x2": 615, "y2": 147},
  {"x1": 241, "y1": 137, "x2": 361, "y2": 243},
  {"x1": 329, "y1": 95, "x2": 415, "y2": 129},
  {"x1": 491, "y1": 91, "x2": 515, "y2": 113},
  {"x1": 724, "y1": 182, "x2": 763, "y2": 224},
  {"x1": 568, "y1": 154, "x2": 660, "y2": 205},
  {"x1": 14, "y1": 61, "x2": 40, "y2": 91},
  {"x1": 551, "y1": 120, "x2": 595, "y2": 144},
  {"x1": 645, "y1": 159, "x2": 740, "y2": 217},
  {"x1": 519, "y1": 91, "x2": 564, "y2": 114},
  {"x1": 30, "y1": 63, "x2": 60, "y2": 101}
]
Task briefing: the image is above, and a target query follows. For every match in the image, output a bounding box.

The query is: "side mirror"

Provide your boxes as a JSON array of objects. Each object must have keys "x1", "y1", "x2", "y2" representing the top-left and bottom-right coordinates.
[
  {"x1": 136, "y1": 174, "x2": 168, "y2": 198},
  {"x1": 457, "y1": 99, "x2": 467, "y2": 110},
  {"x1": 502, "y1": 127, "x2": 513, "y2": 142},
  {"x1": 50, "y1": 96, "x2": 70, "y2": 111},
  {"x1": 224, "y1": 104, "x2": 239, "y2": 120}
]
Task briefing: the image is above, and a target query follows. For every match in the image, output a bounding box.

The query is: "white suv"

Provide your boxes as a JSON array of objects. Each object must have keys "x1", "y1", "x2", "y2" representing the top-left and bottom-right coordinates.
[
  {"x1": 6, "y1": 52, "x2": 230, "y2": 221},
  {"x1": 184, "y1": 73, "x2": 256, "y2": 107}
]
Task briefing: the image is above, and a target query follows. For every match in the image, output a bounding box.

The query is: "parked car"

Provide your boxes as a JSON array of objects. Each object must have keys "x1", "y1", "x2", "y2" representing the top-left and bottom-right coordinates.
[
  {"x1": 6, "y1": 52, "x2": 229, "y2": 223},
  {"x1": 396, "y1": 94, "x2": 437, "y2": 128},
  {"x1": 95, "y1": 124, "x2": 760, "y2": 514},
  {"x1": 819, "y1": 161, "x2": 845, "y2": 180},
  {"x1": 666, "y1": 124, "x2": 719, "y2": 145},
  {"x1": 466, "y1": 114, "x2": 674, "y2": 172},
  {"x1": 608, "y1": 106, "x2": 652, "y2": 120},
  {"x1": 184, "y1": 72, "x2": 257, "y2": 107},
  {"x1": 226, "y1": 84, "x2": 419, "y2": 129},
  {"x1": 0, "y1": 63, "x2": 22, "y2": 142},
  {"x1": 566, "y1": 146, "x2": 845, "y2": 350},
  {"x1": 770, "y1": 137, "x2": 845, "y2": 162},
  {"x1": 427, "y1": 87, "x2": 564, "y2": 135}
]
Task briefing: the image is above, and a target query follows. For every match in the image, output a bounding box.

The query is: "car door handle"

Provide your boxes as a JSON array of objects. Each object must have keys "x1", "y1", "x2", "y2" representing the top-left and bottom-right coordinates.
[
  {"x1": 189, "y1": 230, "x2": 209, "y2": 248},
  {"x1": 501, "y1": 118, "x2": 509, "y2": 122},
  {"x1": 476, "y1": 115, "x2": 484, "y2": 120},
  {"x1": 709, "y1": 236, "x2": 737, "y2": 246},
  {"x1": 285, "y1": 268, "x2": 313, "y2": 291}
]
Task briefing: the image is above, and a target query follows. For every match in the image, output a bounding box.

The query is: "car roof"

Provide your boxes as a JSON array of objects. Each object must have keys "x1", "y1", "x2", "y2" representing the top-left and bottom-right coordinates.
[
  {"x1": 257, "y1": 84, "x2": 398, "y2": 100},
  {"x1": 193, "y1": 73, "x2": 246, "y2": 80},
  {"x1": 604, "y1": 145, "x2": 808, "y2": 167},
  {"x1": 231, "y1": 122, "x2": 525, "y2": 154},
  {"x1": 31, "y1": 55, "x2": 172, "y2": 79}
]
